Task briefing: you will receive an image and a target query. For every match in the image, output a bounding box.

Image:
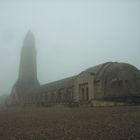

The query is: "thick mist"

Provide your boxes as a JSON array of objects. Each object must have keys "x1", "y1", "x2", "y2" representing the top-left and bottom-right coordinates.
[{"x1": 0, "y1": 0, "x2": 140, "y2": 95}]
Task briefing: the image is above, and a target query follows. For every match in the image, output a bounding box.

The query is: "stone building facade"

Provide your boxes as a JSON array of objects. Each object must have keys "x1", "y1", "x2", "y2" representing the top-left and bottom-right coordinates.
[{"x1": 10, "y1": 32, "x2": 140, "y2": 106}]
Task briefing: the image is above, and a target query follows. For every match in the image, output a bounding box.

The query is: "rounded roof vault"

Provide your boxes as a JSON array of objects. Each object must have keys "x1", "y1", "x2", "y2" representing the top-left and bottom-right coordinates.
[{"x1": 85, "y1": 62, "x2": 140, "y2": 81}]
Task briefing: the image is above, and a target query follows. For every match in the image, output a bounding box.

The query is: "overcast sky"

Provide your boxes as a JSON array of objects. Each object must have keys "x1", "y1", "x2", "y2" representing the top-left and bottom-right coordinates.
[{"x1": 0, "y1": 0, "x2": 140, "y2": 95}]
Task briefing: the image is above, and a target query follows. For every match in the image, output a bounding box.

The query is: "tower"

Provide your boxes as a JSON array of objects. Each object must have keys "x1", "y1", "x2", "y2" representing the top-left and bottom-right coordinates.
[
  {"x1": 11, "y1": 31, "x2": 39, "y2": 104},
  {"x1": 18, "y1": 30, "x2": 39, "y2": 87}
]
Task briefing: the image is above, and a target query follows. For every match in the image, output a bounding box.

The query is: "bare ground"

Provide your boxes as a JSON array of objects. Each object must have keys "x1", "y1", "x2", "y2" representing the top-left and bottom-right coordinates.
[{"x1": 0, "y1": 106, "x2": 140, "y2": 140}]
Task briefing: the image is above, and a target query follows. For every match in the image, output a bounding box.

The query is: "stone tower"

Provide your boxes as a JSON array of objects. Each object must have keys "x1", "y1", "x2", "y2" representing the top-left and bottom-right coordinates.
[
  {"x1": 18, "y1": 30, "x2": 39, "y2": 87},
  {"x1": 11, "y1": 31, "x2": 39, "y2": 104}
]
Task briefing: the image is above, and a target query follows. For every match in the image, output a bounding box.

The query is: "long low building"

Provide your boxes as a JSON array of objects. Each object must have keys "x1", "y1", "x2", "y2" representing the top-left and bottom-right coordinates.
[{"x1": 10, "y1": 31, "x2": 140, "y2": 106}]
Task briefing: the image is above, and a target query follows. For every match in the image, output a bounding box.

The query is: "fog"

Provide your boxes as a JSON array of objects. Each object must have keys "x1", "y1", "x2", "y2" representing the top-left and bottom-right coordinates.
[{"x1": 0, "y1": 0, "x2": 140, "y2": 95}]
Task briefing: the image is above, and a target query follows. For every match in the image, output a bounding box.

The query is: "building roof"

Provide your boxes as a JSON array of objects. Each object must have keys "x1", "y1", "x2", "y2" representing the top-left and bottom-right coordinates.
[
  {"x1": 85, "y1": 62, "x2": 140, "y2": 81},
  {"x1": 40, "y1": 76, "x2": 76, "y2": 93},
  {"x1": 103, "y1": 62, "x2": 140, "y2": 80},
  {"x1": 85, "y1": 62, "x2": 111, "y2": 74},
  {"x1": 85, "y1": 62, "x2": 113, "y2": 80}
]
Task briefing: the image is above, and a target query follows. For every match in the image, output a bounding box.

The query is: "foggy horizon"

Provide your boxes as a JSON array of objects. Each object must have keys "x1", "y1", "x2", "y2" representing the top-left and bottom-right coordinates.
[{"x1": 0, "y1": 0, "x2": 140, "y2": 95}]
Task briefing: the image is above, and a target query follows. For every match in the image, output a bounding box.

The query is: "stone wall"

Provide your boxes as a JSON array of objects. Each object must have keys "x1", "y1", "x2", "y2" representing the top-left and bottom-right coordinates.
[{"x1": 74, "y1": 72, "x2": 94, "y2": 102}]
